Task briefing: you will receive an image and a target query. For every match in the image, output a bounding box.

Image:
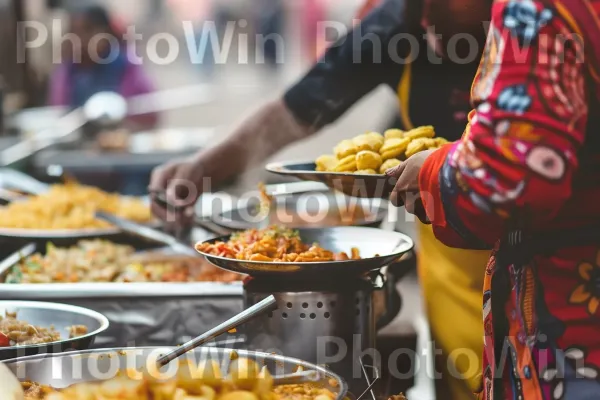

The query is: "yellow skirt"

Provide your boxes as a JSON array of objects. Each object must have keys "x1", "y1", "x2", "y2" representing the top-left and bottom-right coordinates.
[{"x1": 417, "y1": 223, "x2": 489, "y2": 399}]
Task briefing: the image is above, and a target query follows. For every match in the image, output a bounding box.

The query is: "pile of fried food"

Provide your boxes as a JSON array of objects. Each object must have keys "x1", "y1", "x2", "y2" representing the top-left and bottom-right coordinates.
[
  {"x1": 316, "y1": 126, "x2": 448, "y2": 175},
  {"x1": 196, "y1": 226, "x2": 360, "y2": 263},
  {"x1": 0, "y1": 311, "x2": 87, "y2": 347},
  {"x1": 4, "y1": 240, "x2": 241, "y2": 284},
  {"x1": 21, "y1": 357, "x2": 341, "y2": 400},
  {"x1": 0, "y1": 183, "x2": 152, "y2": 230}
]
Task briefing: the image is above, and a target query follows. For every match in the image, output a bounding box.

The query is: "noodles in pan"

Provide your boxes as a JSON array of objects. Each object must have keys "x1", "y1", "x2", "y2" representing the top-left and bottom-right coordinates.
[{"x1": 196, "y1": 226, "x2": 360, "y2": 263}]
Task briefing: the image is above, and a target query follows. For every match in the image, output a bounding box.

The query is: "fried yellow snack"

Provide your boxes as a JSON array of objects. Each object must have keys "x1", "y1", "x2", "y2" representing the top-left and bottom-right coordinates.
[
  {"x1": 353, "y1": 132, "x2": 385, "y2": 153},
  {"x1": 315, "y1": 155, "x2": 338, "y2": 172},
  {"x1": 355, "y1": 169, "x2": 378, "y2": 175},
  {"x1": 422, "y1": 138, "x2": 438, "y2": 149},
  {"x1": 384, "y1": 129, "x2": 406, "y2": 140},
  {"x1": 353, "y1": 133, "x2": 383, "y2": 153},
  {"x1": 379, "y1": 158, "x2": 402, "y2": 174},
  {"x1": 405, "y1": 138, "x2": 430, "y2": 158},
  {"x1": 435, "y1": 137, "x2": 449, "y2": 146},
  {"x1": 356, "y1": 150, "x2": 383, "y2": 170},
  {"x1": 334, "y1": 155, "x2": 357, "y2": 172},
  {"x1": 405, "y1": 125, "x2": 435, "y2": 140},
  {"x1": 334, "y1": 139, "x2": 358, "y2": 159},
  {"x1": 380, "y1": 138, "x2": 410, "y2": 160}
]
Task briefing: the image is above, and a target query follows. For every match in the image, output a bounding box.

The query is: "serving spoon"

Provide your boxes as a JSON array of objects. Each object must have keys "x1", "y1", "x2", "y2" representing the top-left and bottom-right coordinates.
[{"x1": 156, "y1": 295, "x2": 277, "y2": 367}]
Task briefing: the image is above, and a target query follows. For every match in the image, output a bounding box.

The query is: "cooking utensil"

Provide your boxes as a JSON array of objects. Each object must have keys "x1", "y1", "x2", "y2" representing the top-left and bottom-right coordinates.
[
  {"x1": 157, "y1": 295, "x2": 277, "y2": 367},
  {"x1": 265, "y1": 161, "x2": 397, "y2": 199},
  {"x1": 0, "y1": 301, "x2": 109, "y2": 361},
  {"x1": 95, "y1": 211, "x2": 197, "y2": 257},
  {"x1": 4, "y1": 347, "x2": 348, "y2": 400},
  {"x1": 150, "y1": 192, "x2": 232, "y2": 236},
  {"x1": 0, "y1": 243, "x2": 36, "y2": 280},
  {"x1": 0, "y1": 168, "x2": 50, "y2": 195},
  {"x1": 197, "y1": 227, "x2": 414, "y2": 279}
]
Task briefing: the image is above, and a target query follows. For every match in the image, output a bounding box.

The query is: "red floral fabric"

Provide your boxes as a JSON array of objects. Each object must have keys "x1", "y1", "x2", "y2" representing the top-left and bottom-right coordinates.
[{"x1": 419, "y1": 0, "x2": 600, "y2": 398}]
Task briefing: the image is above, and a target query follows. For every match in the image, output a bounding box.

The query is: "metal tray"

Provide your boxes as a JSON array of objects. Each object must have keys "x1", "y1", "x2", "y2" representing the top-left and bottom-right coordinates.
[
  {"x1": 0, "y1": 301, "x2": 109, "y2": 361},
  {"x1": 213, "y1": 190, "x2": 387, "y2": 230},
  {"x1": 198, "y1": 227, "x2": 414, "y2": 278},
  {"x1": 4, "y1": 347, "x2": 348, "y2": 400},
  {"x1": 266, "y1": 161, "x2": 396, "y2": 199},
  {"x1": 0, "y1": 235, "x2": 245, "y2": 348}
]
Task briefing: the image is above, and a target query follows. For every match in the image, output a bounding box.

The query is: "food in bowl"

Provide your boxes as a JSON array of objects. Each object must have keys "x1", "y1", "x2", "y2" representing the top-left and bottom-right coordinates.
[
  {"x1": 196, "y1": 226, "x2": 360, "y2": 263},
  {"x1": 4, "y1": 240, "x2": 242, "y2": 284},
  {"x1": 0, "y1": 311, "x2": 87, "y2": 347},
  {"x1": 0, "y1": 182, "x2": 152, "y2": 230},
  {"x1": 21, "y1": 357, "x2": 341, "y2": 400},
  {"x1": 315, "y1": 126, "x2": 449, "y2": 175}
]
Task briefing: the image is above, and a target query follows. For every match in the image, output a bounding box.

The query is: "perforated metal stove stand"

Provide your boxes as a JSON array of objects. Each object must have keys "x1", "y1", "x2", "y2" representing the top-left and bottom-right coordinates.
[{"x1": 243, "y1": 276, "x2": 383, "y2": 397}]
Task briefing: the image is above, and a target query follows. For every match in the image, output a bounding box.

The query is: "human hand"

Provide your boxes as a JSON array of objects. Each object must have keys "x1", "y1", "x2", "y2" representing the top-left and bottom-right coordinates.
[
  {"x1": 148, "y1": 156, "x2": 206, "y2": 226},
  {"x1": 386, "y1": 149, "x2": 435, "y2": 220}
]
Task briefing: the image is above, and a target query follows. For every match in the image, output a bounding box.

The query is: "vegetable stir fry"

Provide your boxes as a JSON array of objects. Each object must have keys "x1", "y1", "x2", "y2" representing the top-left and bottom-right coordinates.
[
  {"x1": 5, "y1": 240, "x2": 241, "y2": 284},
  {"x1": 196, "y1": 226, "x2": 360, "y2": 262}
]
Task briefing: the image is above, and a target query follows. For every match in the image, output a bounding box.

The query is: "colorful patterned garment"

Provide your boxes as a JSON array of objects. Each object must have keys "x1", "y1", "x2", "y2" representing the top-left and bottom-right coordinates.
[{"x1": 418, "y1": 0, "x2": 600, "y2": 398}]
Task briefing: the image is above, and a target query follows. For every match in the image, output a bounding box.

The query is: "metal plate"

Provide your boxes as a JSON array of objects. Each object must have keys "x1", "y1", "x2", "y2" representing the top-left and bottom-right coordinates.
[
  {"x1": 213, "y1": 191, "x2": 388, "y2": 230},
  {"x1": 4, "y1": 347, "x2": 348, "y2": 400},
  {"x1": 266, "y1": 161, "x2": 397, "y2": 199},
  {"x1": 197, "y1": 227, "x2": 414, "y2": 278},
  {"x1": 0, "y1": 301, "x2": 109, "y2": 361}
]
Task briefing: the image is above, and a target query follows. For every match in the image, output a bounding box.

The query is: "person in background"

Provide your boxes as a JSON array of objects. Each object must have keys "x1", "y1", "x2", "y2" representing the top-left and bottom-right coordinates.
[
  {"x1": 150, "y1": 0, "x2": 491, "y2": 397},
  {"x1": 48, "y1": 5, "x2": 159, "y2": 130}
]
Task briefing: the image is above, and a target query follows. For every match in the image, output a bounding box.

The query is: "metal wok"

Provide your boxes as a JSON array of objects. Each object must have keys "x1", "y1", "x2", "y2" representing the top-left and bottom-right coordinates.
[
  {"x1": 0, "y1": 301, "x2": 109, "y2": 361},
  {"x1": 197, "y1": 227, "x2": 414, "y2": 279}
]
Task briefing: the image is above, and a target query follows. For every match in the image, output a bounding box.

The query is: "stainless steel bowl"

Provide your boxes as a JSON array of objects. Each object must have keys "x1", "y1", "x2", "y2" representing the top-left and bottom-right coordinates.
[
  {"x1": 4, "y1": 347, "x2": 349, "y2": 400},
  {"x1": 0, "y1": 301, "x2": 109, "y2": 360}
]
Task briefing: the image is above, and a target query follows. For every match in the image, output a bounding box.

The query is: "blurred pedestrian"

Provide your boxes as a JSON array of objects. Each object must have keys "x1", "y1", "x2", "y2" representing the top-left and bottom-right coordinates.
[{"x1": 48, "y1": 4, "x2": 158, "y2": 129}]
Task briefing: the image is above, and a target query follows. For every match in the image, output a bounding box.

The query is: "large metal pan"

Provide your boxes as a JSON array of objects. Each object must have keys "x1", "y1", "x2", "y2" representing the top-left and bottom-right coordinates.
[
  {"x1": 197, "y1": 227, "x2": 414, "y2": 279},
  {"x1": 4, "y1": 347, "x2": 348, "y2": 400},
  {"x1": 266, "y1": 161, "x2": 396, "y2": 199},
  {"x1": 0, "y1": 301, "x2": 109, "y2": 361},
  {"x1": 213, "y1": 190, "x2": 387, "y2": 230}
]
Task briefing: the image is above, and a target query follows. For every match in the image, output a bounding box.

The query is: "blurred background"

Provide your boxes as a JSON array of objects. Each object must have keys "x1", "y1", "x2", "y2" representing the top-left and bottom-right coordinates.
[{"x1": 0, "y1": 0, "x2": 397, "y2": 195}]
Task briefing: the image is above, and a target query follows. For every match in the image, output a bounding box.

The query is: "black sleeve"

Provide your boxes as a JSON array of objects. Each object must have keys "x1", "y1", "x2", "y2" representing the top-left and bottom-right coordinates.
[{"x1": 284, "y1": 0, "x2": 421, "y2": 129}]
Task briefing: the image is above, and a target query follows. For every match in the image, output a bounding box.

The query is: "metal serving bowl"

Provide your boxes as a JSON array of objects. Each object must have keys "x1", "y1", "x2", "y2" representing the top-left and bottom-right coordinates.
[
  {"x1": 0, "y1": 301, "x2": 109, "y2": 361},
  {"x1": 4, "y1": 347, "x2": 349, "y2": 400}
]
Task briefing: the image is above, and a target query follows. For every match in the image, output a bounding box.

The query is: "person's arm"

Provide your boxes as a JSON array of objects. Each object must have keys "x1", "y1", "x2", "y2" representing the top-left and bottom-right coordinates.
[
  {"x1": 419, "y1": 0, "x2": 589, "y2": 249},
  {"x1": 284, "y1": 0, "x2": 415, "y2": 129},
  {"x1": 197, "y1": 0, "x2": 416, "y2": 183}
]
